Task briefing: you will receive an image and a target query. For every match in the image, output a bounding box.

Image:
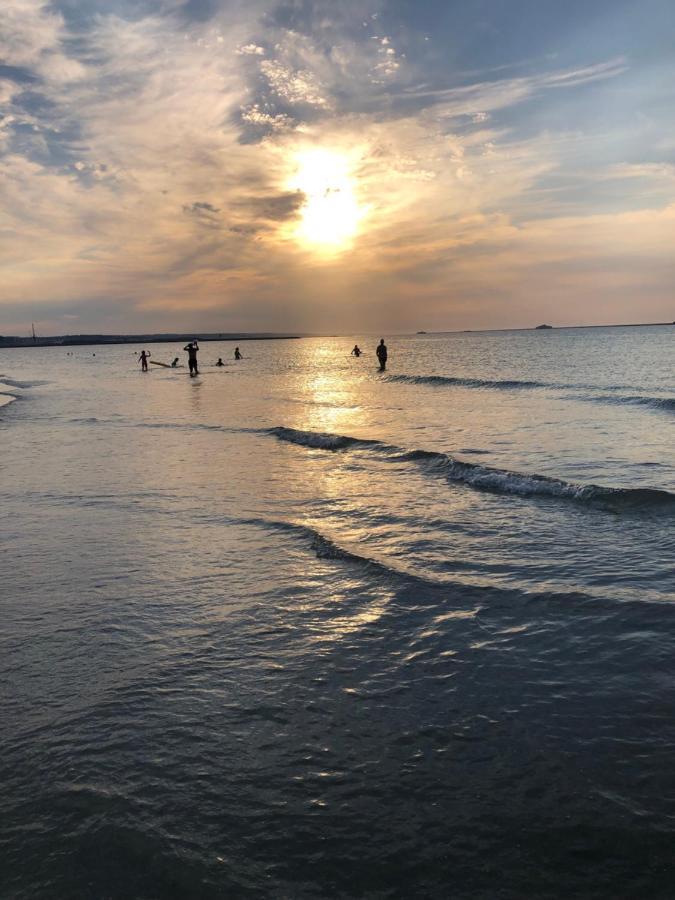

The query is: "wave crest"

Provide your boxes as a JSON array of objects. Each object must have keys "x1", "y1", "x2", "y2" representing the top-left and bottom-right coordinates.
[
  {"x1": 387, "y1": 374, "x2": 675, "y2": 416},
  {"x1": 0, "y1": 377, "x2": 49, "y2": 389},
  {"x1": 268, "y1": 426, "x2": 380, "y2": 451},
  {"x1": 388, "y1": 374, "x2": 546, "y2": 390},
  {"x1": 270, "y1": 426, "x2": 675, "y2": 511},
  {"x1": 578, "y1": 394, "x2": 675, "y2": 413}
]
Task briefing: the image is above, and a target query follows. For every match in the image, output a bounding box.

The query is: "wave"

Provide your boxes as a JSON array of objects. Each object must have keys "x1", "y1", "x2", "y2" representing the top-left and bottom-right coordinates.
[
  {"x1": 388, "y1": 373, "x2": 548, "y2": 390},
  {"x1": 387, "y1": 375, "x2": 675, "y2": 415},
  {"x1": 243, "y1": 516, "x2": 665, "y2": 616},
  {"x1": 242, "y1": 516, "x2": 463, "y2": 591},
  {"x1": 268, "y1": 425, "x2": 381, "y2": 451},
  {"x1": 0, "y1": 377, "x2": 49, "y2": 389},
  {"x1": 268, "y1": 426, "x2": 675, "y2": 511},
  {"x1": 576, "y1": 394, "x2": 675, "y2": 414},
  {"x1": 64, "y1": 418, "x2": 261, "y2": 436}
]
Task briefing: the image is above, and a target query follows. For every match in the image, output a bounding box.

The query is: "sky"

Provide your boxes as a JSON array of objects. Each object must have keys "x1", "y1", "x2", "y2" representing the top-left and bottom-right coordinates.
[{"x1": 1, "y1": 0, "x2": 674, "y2": 335}]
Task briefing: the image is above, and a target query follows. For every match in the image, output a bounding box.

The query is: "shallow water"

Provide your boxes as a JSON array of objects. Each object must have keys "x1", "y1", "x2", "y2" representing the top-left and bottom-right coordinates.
[{"x1": 1, "y1": 327, "x2": 674, "y2": 898}]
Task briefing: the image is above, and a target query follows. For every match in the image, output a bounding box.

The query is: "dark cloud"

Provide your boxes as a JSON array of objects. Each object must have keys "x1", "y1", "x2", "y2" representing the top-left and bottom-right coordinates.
[
  {"x1": 10, "y1": 89, "x2": 58, "y2": 117},
  {"x1": 238, "y1": 191, "x2": 304, "y2": 221},
  {"x1": 52, "y1": 0, "x2": 171, "y2": 28},
  {"x1": 182, "y1": 202, "x2": 223, "y2": 230},
  {"x1": 184, "y1": 201, "x2": 221, "y2": 214},
  {"x1": 229, "y1": 223, "x2": 260, "y2": 235},
  {"x1": 176, "y1": 0, "x2": 220, "y2": 23},
  {"x1": 0, "y1": 65, "x2": 39, "y2": 84}
]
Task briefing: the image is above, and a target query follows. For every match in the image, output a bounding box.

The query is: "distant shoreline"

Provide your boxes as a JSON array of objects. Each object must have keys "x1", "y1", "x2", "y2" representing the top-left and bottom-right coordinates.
[
  {"x1": 0, "y1": 333, "x2": 302, "y2": 349},
  {"x1": 418, "y1": 321, "x2": 675, "y2": 335},
  {"x1": 0, "y1": 322, "x2": 672, "y2": 349}
]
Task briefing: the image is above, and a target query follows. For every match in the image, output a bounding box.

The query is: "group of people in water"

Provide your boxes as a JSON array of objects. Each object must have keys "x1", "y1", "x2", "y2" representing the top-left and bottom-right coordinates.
[
  {"x1": 351, "y1": 339, "x2": 388, "y2": 371},
  {"x1": 139, "y1": 339, "x2": 388, "y2": 374},
  {"x1": 138, "y1": 343, "x2": 243, "y2": 375}
]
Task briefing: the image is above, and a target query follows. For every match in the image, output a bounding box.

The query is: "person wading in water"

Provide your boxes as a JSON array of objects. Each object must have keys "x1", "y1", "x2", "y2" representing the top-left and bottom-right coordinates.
[
  {"x1": 376, "y1": 338, "x2": 388, "y2": 371},
  {"x1": 184, "y1": 341, "x2": 200, "y2": 376}
]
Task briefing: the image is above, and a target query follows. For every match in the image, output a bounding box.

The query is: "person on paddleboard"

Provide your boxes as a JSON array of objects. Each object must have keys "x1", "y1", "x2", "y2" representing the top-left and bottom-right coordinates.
[
  {"x1": 376, "y1": 338, "x2": 388, "y2": 371},
  {"x1": 351, "y1": 344, "x2": 361, "y2": 357},
  {"x1": 138, "y1": 350, "x2": 150, "y2": 372},
  {"x1": 184, "y1": 341, "x2": 200, "y2": 376}
]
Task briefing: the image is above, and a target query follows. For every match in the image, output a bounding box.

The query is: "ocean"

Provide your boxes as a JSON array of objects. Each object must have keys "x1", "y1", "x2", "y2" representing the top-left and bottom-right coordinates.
[{"x1": 1, "y1": 326, "x2": 674, "y2": 898}]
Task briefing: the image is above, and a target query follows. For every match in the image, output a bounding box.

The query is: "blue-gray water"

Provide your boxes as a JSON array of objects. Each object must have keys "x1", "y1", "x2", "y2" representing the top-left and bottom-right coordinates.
[{"x1": 1, "y1": 326, "x2": 674, "y2": 898}]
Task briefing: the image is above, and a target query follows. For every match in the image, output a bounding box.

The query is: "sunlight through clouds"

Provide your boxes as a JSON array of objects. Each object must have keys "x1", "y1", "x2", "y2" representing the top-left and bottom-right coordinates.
[
  {"x1": 0, "y1": 0, "x2": 674, "y2": 333},
  {"x1": 286, "y1": 148, "x2": 364, "y2": 251}
]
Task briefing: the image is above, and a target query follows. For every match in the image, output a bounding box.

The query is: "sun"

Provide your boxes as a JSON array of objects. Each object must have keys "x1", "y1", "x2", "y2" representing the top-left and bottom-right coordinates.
[{"x1": 288, "y1": 149, "x2": 363, "y2": 251}]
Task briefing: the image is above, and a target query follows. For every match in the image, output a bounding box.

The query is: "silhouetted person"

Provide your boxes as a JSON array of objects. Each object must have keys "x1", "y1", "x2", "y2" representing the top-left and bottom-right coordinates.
[
  {"x1": 376, "y1": 338, "x2": 388, "y2": 371},
  {"x1": 184, "y1": 341, "x2": 199, "y2": 376},
  {"x1": 138, "y1": 350, "x2": 150, "y2": 371},
  {"x1": 351, "y1": 344, "x2": 361, "y2": 357},
  {"x1": 234, "y1": 347, "x2": 242, "y2": 360},
  {"x1": 171, "y1": 357, "x2": 179, "y2": 367},
  {"x1": 216, "y1": 357, "x2": 224, "y2": 367}
]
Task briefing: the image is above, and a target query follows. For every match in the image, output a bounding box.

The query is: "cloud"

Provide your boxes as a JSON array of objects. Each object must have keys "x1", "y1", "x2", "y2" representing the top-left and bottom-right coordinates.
[
  {"x1": 238, "y1": 190, "x2": 305, "y2": 222},
  {"x1": 0, "y1": 0, "x2": 86, "y2": 82},
  {"x1": 393, "y1": 58, "x2": 628, "y2": 121},
  {"x1": 185, "y1": 201, "x2": 220, "y2": 214},
  {"x1": 607, "y1": 163, "x2": 675, "y2": 180},
  {"x1": 0, "y1": 2, "x2": 673, "y2": 333},
  {"x1": 237, "y1": 42, "x2": 265, "y2": 55},
  {"x1": 259, "y1": 58, "x2": 329, "y2": 107}
]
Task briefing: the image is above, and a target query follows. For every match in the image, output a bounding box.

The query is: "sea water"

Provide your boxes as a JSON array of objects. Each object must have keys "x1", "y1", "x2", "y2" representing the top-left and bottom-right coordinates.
[{"x1": 1, "y1": 326, "x2": 674, "y2": 898}]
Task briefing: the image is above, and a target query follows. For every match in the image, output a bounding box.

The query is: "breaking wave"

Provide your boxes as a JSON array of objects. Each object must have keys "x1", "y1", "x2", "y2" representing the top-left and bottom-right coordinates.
[
  {"x1": 268, "y1": 425, "x2": 381, "y2": 451},
  {"x1": 269, "y1": 426, "x2": 675, "y2": 511}
]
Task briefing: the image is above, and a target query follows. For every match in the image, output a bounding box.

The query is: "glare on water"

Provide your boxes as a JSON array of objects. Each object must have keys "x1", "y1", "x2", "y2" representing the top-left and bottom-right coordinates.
[{"x1": 1, "y1": 327, "x2": 675, "y2": 899}]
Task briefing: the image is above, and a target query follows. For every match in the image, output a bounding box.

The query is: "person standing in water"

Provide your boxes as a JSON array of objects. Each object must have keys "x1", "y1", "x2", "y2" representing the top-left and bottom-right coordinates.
[
  {"x1": 234, "y1": 347, "x2": 242, "y2": 360},
  {"x1": 351, "y1": 344, "x2": 361, "y2": 357},
  {"x1": 215, "y1": 357, "x2": 224, "y2": 367},
  {"x1": 138, "y1": 350, "x2": 150, "y2": 371},
  {"x1": 171, "y1": 357, "x2": 179, "y2": 367},
  {"x1": 376, "y1": 338, "x2": 388, "y2": 371},
  {"x1": 184, "y1": 340, "x2": 200, "y2": 376}
]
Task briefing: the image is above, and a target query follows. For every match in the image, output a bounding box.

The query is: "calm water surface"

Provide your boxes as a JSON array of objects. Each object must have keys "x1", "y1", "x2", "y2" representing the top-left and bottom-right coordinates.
[{"x1": 1, "y1": 327, "x2": 674, "y2": 898}]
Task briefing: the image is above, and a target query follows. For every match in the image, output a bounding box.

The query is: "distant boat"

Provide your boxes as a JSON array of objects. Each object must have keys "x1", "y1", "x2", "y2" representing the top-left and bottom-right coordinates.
[
  {"x1": 416, "y1": 330, "x2": 427, "y2": 334},
  {"x1": 535, "y1": 324, "x2": 553, "y2": 330}
]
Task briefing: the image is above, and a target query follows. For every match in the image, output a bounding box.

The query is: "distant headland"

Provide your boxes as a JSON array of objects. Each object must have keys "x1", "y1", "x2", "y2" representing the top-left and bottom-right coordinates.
[{"x1": 0, "y1": 332, "x2": 301, "y2": 349}]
